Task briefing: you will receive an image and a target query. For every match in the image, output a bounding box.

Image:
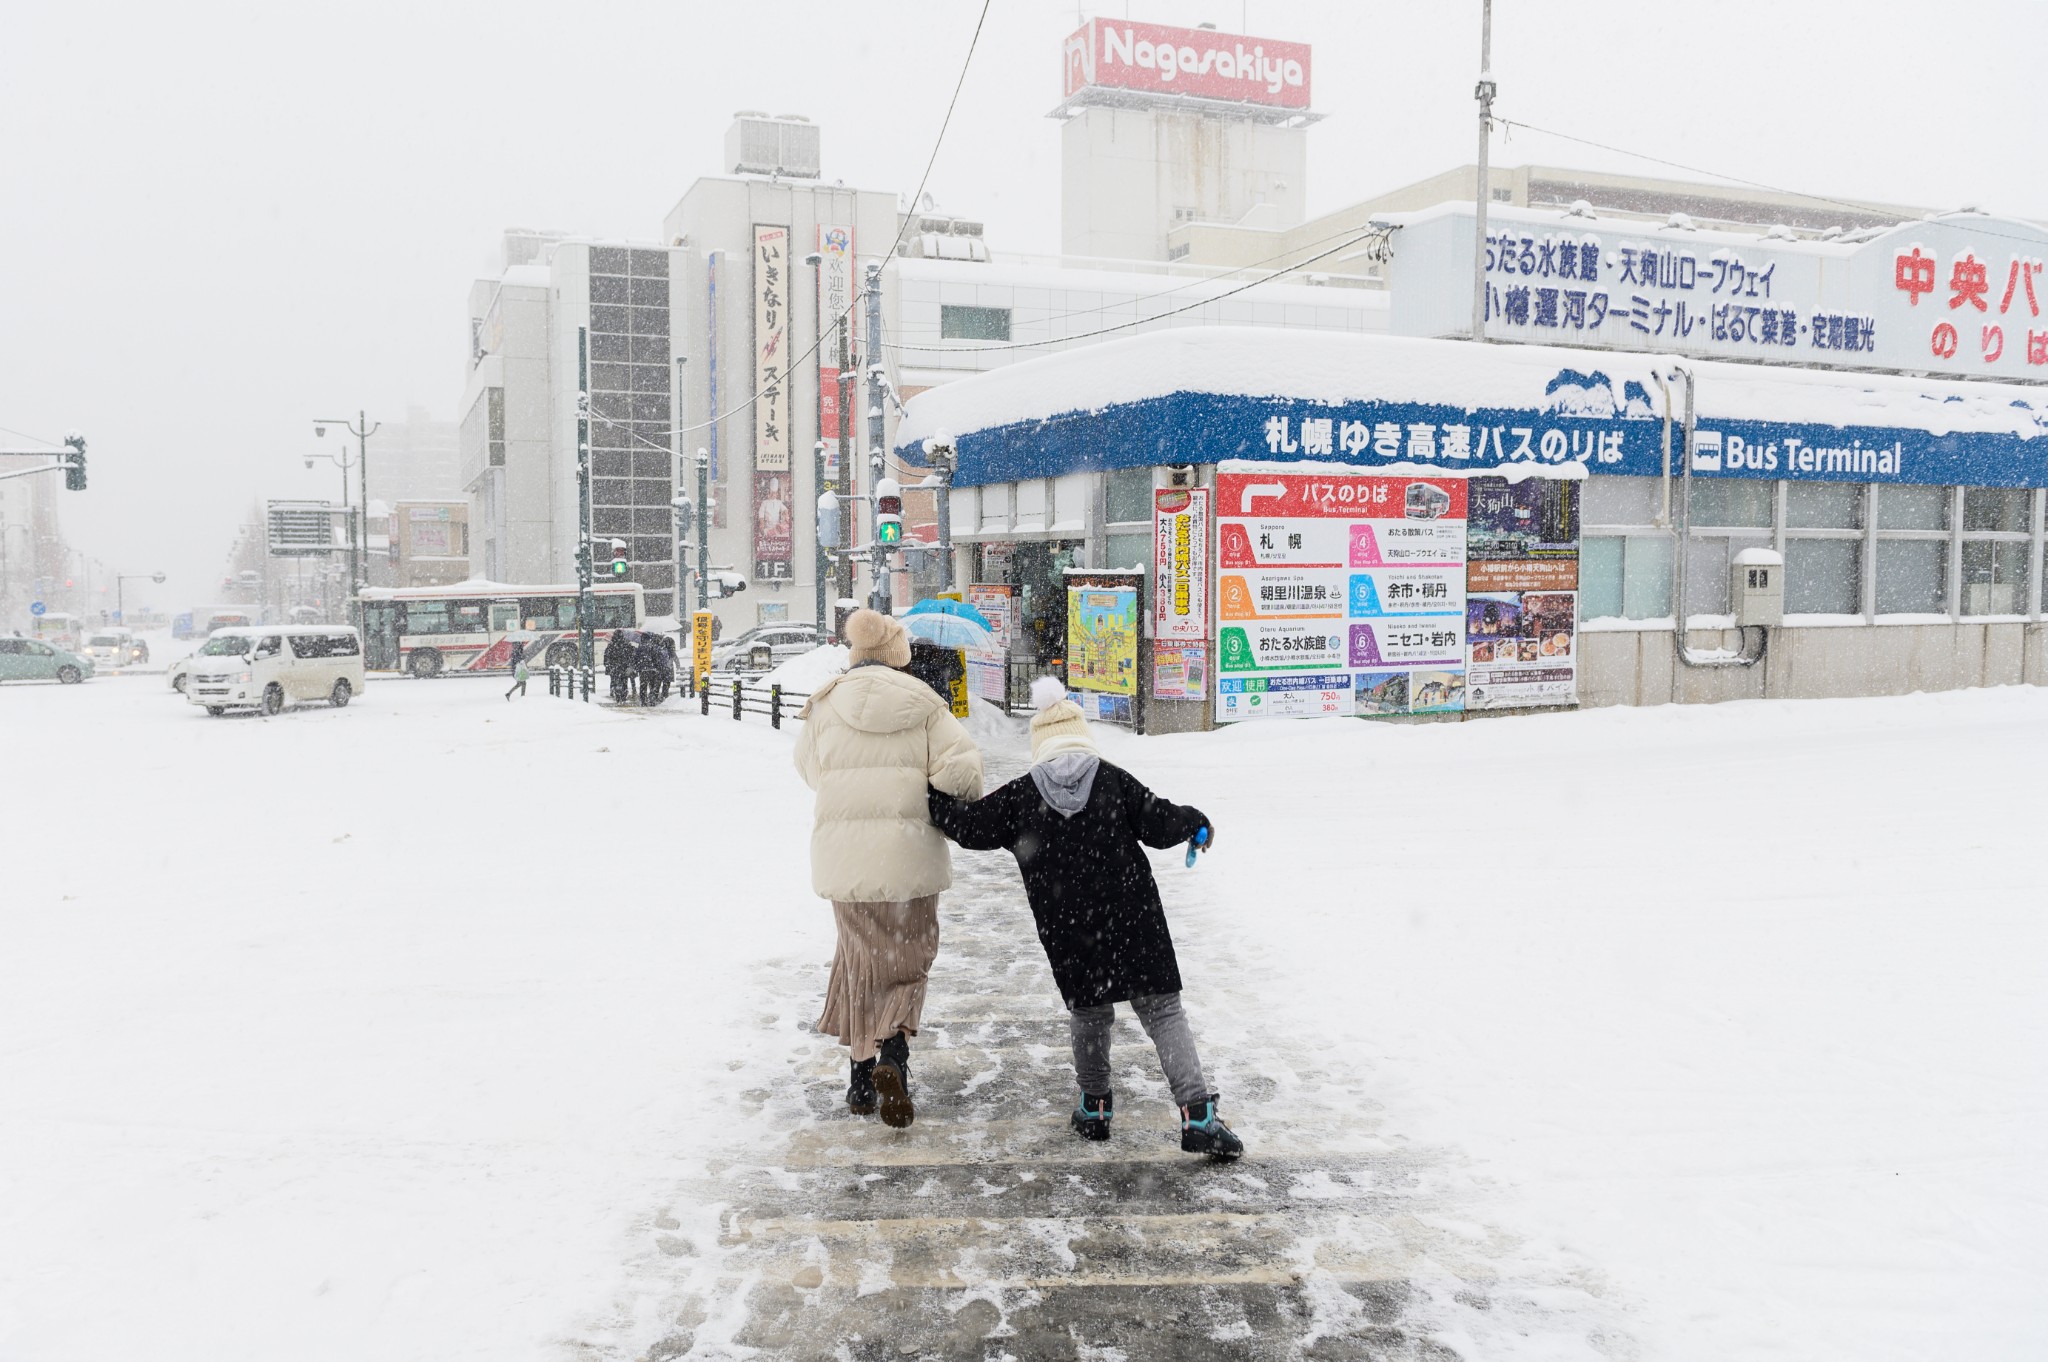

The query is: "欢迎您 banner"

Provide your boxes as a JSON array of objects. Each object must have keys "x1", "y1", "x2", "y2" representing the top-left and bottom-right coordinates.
[
  {"x1": 754, "y1": 225, "x2": 791, "y2": 473},
  {"x1": 1463, "y1": 476, "x2": 1581, "y2": 710},
  {"x1": 1215, "y1": 471, "x2": 1466, "y2": 722},
  {"x1": 1153, "y1": 487, "x2": 1209, "y2": 642},
  {"x1": 1068, "y1": 586, "x2": 1137, "y2": 696}
]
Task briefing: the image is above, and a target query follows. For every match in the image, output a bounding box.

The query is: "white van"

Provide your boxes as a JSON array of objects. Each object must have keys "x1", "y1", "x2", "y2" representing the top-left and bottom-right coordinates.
[{"x1": 185, "y1": 626, "x2": 366, "y2": 716}]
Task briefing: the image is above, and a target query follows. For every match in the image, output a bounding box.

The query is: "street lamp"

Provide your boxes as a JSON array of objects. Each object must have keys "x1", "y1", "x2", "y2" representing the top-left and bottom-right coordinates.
[
  {"x1": 115, "y1": 571, "x2": 166, "y2": 626},
  {"x1": 312, "y1": 411, "x2": 380, "y2": 619}
]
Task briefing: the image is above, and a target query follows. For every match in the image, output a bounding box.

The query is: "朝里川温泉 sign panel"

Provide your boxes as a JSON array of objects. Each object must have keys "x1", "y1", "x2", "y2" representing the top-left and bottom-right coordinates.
[
  {"x1": 1464, "y1": 477, "x2": 1581, "y2": 711},
  {"x1": 753, "y1": 225, "x2": 791, "y2": 473},
  {"x1": 1214, "y1": 472, "x2": 1467, "y2": 722},
  {"x1": 1388, "y1": 204, "x2": 2048, "y2": 384},
  {"x1": 1062, "y1": 19, "x2": 1311, "y2": 110}
]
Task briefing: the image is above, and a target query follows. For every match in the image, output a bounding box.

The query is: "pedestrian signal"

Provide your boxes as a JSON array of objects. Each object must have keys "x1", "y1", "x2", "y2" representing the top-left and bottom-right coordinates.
[{"x1": 875, "y1": 478, "x2": 902, "y2": 547}]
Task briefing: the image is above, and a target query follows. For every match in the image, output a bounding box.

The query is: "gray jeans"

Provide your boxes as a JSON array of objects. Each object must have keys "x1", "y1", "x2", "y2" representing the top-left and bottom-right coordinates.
[{"x1": 1068, "y1": 992, "x2": 1210, "y2": 1108}]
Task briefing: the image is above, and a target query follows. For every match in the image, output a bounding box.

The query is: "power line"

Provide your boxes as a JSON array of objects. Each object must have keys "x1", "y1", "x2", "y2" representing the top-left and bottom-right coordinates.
[
  {"x1": 666, "y1": 0, "x2": 993, "y2": 441},
  {"x1": 0, "y1": 423, "x2": 62, "y2": 449},
  {"x1": 1495, "y1": 114, "x2": 2048, "y2": 251},
  {"x1": 884, "y1": 224, "x2": 1393, "y2": 355}
]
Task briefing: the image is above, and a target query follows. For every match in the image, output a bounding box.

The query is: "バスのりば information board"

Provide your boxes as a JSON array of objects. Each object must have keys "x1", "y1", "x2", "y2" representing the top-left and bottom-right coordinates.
[{"x1": 1214, "y1": 472, "x2": 1467, "y2": 721}]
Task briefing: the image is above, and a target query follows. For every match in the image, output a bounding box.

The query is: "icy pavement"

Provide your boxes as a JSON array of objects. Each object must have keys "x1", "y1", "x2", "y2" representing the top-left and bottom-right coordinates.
[
  {"x1": 589, "y1": 747, "x2": 1627, "y2": 1361},
  {"x1": 4, "y1": 673, "x2": 2043, "y2": 1362}
]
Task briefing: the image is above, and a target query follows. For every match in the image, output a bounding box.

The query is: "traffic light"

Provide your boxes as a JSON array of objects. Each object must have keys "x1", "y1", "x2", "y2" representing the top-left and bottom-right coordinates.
[
  {"x1": 816, "y1": 491, "x2": 841, "y2": 549},
  {"x1": 63, "y1": 434, "x2": 85, "y2": 492},
  {"x1": 875, "y1": 478, "x2": 902, "y2": 547},
  {"x1": 608, "y1": 537, "x2": 628, "y2": 577}
]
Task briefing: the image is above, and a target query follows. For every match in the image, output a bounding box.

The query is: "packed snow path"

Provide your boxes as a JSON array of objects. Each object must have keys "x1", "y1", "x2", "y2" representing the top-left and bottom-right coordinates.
[{"x1": 605, "y1": 746, "x2": 1623, "y2": 1360}]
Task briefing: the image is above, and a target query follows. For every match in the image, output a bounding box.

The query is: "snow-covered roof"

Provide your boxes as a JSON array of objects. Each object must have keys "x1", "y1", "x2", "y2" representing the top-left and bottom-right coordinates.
[{"x1": 895, "y1": 326, "x2": 2048, "y2": 489}]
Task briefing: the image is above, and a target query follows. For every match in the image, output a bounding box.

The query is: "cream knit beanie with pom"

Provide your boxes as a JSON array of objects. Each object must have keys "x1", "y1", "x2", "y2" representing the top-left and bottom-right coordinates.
[{"x1": 1028, "y1": 676, "x2": 1097, "y2": 763}]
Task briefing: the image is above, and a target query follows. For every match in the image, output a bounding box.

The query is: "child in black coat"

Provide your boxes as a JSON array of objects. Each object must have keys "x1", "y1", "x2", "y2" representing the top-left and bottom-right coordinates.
[{"x1": 928, "y1": 679, "x2": 1242, "y2": 1159}]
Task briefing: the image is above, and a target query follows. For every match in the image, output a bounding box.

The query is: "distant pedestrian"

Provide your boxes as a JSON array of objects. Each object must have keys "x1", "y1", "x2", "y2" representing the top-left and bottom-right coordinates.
[
  {"x1": 503, "y1": 639, "x2": 529, "y2": 700},
  {"x1": 927, "y1": 677, "x2": 1241, "y2": 1160},
  {"x1": 637, "y1": 632, "x2": 675, "y2": 705},
  {"x1": 793, "y1": 609, "x2": 983, "y2": 1128},
  {"x1": 906, "y1": 639, "x2": 964, "y2": 708},
  {"x1": 603, "y1": 629, "x2": 633, "y2": 702}
]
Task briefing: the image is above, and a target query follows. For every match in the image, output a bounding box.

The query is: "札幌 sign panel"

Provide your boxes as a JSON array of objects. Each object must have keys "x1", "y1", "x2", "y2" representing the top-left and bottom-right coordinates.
[{"x1": 753, "y1": 225, "x2": 791, "y2": 473}]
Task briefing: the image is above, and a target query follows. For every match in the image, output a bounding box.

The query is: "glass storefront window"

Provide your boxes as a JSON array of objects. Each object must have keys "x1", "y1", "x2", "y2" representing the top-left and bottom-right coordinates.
[
  {"x1": 1875, "y1": 539, "x2": 1948, "y2": 613},
  {"x1": 1963, "y1": 487, "x2": 2030, "y2": 534},
  {"x1": 1105, "y1": 467, "x2": 1152, "y2": 525},
  {"x1": 1580, "y1": 534, "x2": 1673, "y2": 620},
  {"x1": 1687, "y1": 479, "x2": 1773, "y2": 528},
  {"x1": 1961, "y1": 540, "x2": 2030, "y2": 615},
  {"x1": 1104, "y1": 531, "x2": 1150, "y2": 572},
  {"x1": 1876, "y1": 485, "x2": 1951, "y2": 531},
  {"x1": 1785, "y1": 538, "x2": 1861, "y2": 614},
  {"x1": 1786, "y1": 482, "x2": 1864, "y2": 530},
  {"x1": 1583, "y1": 475, "x2": 1662, "y2": 525}
]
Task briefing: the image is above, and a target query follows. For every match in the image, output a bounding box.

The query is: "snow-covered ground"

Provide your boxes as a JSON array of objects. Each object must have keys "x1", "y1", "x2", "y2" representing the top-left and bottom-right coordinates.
[{"x1": 2, "y1": 673, "x2": 2042, "y2": 1360}]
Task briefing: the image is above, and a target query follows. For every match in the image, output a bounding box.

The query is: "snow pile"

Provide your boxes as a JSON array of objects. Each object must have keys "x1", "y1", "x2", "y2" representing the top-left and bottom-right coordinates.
[
  {"x1": 760, "y1": 642, "x2": 848, "y2": 694},
  {"x1": 895, "y1": 324, "x2": 2048, "y2": 453}
]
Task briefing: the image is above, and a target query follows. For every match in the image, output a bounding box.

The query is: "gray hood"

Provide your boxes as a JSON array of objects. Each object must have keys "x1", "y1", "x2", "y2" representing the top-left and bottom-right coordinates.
[{"x1": 1031, "y1": 751, "x2": 1100, "y2": 818}]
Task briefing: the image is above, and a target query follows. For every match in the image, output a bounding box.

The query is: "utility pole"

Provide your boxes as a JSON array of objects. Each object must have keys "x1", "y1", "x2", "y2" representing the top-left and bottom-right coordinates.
[
  {"x1": 806, "y1": 248, "x2": 830, "y2": 631},
  {"x1": 575, "y1": 327, "x2": 594, "y2": 682},
  {"x1": 836, "y1": 326, "x2": 854, "y2": 607},
  {"x1": 1471, "y1": 0, "x2": 1496, "y2": 344},
  {"x1": 671, "y1": 354, "x2": 688, "y2": 630},
  {"x1": 696, "y1": 448, "x2": 711, "y2": 611},
  {"x1": 864, "y1": 260, "x2": 889, "y2": 614}
]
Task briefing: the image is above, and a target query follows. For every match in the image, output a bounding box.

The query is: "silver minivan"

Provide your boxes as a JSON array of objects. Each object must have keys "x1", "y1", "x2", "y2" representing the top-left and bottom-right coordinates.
[{"x1": 186, "y1": 626, "x2": 366, "y2": 716}]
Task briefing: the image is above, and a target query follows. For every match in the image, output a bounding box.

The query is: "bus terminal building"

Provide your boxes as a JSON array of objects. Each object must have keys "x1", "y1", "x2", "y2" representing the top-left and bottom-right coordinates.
[{"x1": 894, "y1": 202, "x2": 2048, "y2": 729}]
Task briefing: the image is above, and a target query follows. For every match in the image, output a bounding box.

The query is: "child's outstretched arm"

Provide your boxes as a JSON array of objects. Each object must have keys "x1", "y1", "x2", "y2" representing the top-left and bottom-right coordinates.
[
  {"x1": 927, "y1": 783, "x2": 1018, "y2": 851},
  {"x1": 1119, "y1": 770, "x2": 1211, "y2": 851}
]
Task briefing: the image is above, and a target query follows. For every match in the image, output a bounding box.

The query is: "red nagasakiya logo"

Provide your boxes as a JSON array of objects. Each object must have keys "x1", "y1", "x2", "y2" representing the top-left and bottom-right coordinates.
[{"x1": 1063, "y1": 19, "x2": 1312, "y2": 109}]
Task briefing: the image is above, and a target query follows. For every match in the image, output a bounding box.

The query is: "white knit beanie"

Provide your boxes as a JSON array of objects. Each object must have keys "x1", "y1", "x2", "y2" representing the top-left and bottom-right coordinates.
[{"x1": 1028, "y1": 676, "x2": 1097, "y2": 763}]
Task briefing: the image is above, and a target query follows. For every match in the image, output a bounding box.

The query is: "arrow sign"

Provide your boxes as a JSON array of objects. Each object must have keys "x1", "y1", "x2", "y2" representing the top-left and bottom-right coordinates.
[{"x1": 1238, "y1": 482, "x2": 1286, "y2": 513}]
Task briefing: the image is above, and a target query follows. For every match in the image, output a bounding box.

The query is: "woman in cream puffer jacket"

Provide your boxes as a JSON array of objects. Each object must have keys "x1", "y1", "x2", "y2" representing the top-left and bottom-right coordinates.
[{"x1": 793, "y1": 609, "x2": 983, "y2": 1126}]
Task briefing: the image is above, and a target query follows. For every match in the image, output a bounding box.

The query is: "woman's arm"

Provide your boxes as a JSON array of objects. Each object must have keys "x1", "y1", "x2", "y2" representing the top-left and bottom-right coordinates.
[
  {"x1": 1117, "y1": 767, "x2": 1210, "y2": 850},
  {"x1": 928, "y1": 782, "x2": 1017, "y2": 851},
  {"x1": 925, "y1": 708, "x2": 984, "y2": 801}
]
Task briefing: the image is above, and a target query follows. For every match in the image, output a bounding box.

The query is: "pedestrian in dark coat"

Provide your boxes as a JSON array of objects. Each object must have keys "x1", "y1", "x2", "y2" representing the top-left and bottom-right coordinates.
[
  {"x1": 637, "y1": 631, "x2": 675, "y2": 704},
  {"x1": 603, "y1": 629, "x2": 633, "y2": 702},
  {"x1": 927, "y1": 677, "x2": 1242, "y2": 1159}
]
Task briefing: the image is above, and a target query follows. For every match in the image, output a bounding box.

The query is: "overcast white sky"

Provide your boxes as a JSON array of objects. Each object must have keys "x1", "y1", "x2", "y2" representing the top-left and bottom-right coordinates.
[{"x1": 3, "y1": 0, "x2": 2040, "y2": 609}]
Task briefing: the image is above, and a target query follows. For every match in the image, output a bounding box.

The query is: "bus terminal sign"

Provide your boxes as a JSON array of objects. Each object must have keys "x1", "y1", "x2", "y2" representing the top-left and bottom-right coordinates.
[{"x1": 1388, "y1": 204, "x2": 2048, "y2": 383}]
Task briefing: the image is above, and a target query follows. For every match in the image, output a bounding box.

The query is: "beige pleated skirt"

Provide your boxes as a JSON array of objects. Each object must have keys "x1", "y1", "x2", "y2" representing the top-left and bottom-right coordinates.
[{"x1": 817, "y1": 895, "x2": 940, "y2": 1062}]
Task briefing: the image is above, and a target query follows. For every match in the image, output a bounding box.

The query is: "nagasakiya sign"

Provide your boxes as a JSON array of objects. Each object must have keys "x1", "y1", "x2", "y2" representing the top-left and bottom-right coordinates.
[
  {"x1": 893, "y1": 329, "x2": 2048, "y2": 492},
  {"x1": 1385, "y1": 204, "x2": 2048, "y2": 384}
]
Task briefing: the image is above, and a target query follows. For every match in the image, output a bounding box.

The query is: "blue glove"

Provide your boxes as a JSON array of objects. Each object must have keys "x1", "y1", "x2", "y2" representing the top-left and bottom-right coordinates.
[{"x1": 1185, "y1": 823, "x2": 1211, "y2": 868}]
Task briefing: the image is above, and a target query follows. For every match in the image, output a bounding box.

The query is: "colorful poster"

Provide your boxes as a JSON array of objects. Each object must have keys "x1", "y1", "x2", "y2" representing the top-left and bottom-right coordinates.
[
  {"x1": 1215, "y1": 472, "x2": 1467, "y2": 722},
  {"x1": 753, "y1": 224, "x2": 791, "y2": 473},
  {"x1": 1464, "y1": 476, "x2": 1581, "y2": 709},
  {"x1": 752, "y1": 472, "x2": 794, "y2": 581},
  {"x1": 1151, "y1": 642, "x2": 1208, "y2": 700},
  {"x1": 1153, "y1": 487, "x2": 1209, "y2": 642},
  {"x1": 815, "y1": 224, "x2": 854, "y2": 482},
  {"x1": 964, "y1": 583, "x2": 1016, "y2": 703},
  {"x1": 1067, "y1": 586, "x2": 1138, "y2": 696}
]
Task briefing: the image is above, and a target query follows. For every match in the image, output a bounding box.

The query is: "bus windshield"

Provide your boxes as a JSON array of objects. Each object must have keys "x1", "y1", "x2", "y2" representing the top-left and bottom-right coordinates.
[{"x1": 199, "y1": 635, "x2": 252, "y2": 657}]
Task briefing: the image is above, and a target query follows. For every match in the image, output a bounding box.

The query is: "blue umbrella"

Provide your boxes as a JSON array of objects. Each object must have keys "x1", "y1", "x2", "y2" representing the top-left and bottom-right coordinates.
[{"x1": 902, "y1": 597, "x2": 995, "y2": 650}]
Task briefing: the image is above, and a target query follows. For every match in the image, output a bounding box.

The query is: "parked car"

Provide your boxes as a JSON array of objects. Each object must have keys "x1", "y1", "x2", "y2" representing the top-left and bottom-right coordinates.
[
  {"x1": 82, "y1": 628, "x2": 148, "y2": 667},
  {"x1": 185, "y1": 626, "x2": 365, "y2": 716},
  {"x1": 166, "y1": 651, "x2": 197, "y2": 692},
  {"x1": 710, "y1": 623, "x2": 828, "y2": 672},
  {"x1": 0, "y1": 637, "x2": 95, "y2": 684}
]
